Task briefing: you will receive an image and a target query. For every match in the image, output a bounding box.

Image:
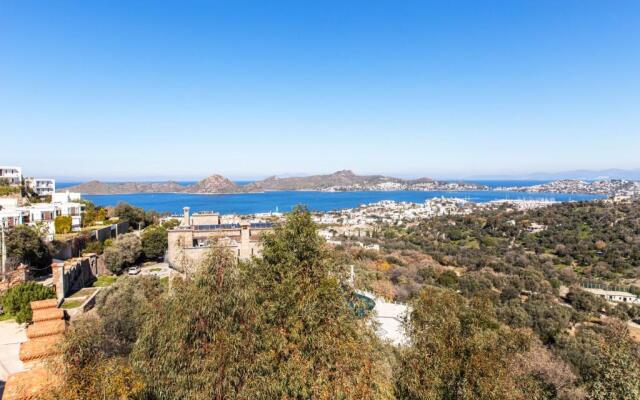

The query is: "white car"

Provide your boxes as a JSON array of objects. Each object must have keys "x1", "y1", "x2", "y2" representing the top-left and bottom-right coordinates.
[{"x1": 128, "y1": 266, "x2": 141, "y2": 275}]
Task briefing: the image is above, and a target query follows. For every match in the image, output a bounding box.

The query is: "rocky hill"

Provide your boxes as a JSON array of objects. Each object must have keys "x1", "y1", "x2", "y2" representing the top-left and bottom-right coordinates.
[
  {"x1": 64, "y1": 180, "x2": 187, "y2": 194},
  {"x1": 65, "y1": 171, "x2": 490, "y2": 194},
  {"x1": 243, "y1": 170, "x2": 420, "y2": 191},
  {"x1": 182, "y1": 175, "x2": 238, "y2": 193}
]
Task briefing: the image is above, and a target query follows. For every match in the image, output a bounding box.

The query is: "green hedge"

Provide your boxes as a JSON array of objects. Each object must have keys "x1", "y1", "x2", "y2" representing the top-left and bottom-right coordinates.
[{"x1": 1, "y1": 282, "x2": 56, "y2": 323}]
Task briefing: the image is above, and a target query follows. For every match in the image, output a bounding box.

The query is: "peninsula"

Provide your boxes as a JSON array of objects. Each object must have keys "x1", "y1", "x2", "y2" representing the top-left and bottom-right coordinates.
[{"x1": 64, "y1": 170, "x2": 488, "y2": 194}]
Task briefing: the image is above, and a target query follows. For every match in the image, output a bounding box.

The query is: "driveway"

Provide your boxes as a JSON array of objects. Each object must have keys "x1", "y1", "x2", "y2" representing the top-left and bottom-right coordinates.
[
  {"x1": 0, "y1": 320, "x2": 27, "y2": 382},
  {"x1": 139, "y1": 262, "x2": 171, "y2": 278}
]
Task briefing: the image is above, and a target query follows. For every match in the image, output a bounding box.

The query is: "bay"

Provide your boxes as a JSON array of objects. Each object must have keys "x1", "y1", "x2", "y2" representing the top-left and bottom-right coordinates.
[{"x1": 83, "y1": 190, "x2": 605, "y2": 215}]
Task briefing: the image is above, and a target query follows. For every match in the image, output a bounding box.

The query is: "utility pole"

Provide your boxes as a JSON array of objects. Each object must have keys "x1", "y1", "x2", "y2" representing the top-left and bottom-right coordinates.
[{"x1": 1, "y1": 221, "x2": 6, "y2": 281}]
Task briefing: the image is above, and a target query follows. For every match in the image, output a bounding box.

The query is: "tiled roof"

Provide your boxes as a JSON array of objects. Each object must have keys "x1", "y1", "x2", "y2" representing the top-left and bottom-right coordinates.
[
  {"x1": 4, "y1": 299, "x2": 67, "y2": 399},
  {"x1": 2, "y1": 366, "x2": 60, "y2": 400},
  {"x1": 30, "y1": 299, "x2": 58, "y2": 310},
  {"x1": 19, "y1": 334, "x2": 63, "y2": 362},
  {"x1": 31, "y1": 307, "x2": 64, "y2": 323},
  {"x1": 26, "y1": 319, "x2": 67, "y2": 339}
]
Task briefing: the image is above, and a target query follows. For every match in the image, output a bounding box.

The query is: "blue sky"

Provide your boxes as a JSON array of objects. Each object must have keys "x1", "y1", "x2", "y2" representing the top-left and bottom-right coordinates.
[{"x1": 1, "y1": 1, "x2": 639, "y2": 180}]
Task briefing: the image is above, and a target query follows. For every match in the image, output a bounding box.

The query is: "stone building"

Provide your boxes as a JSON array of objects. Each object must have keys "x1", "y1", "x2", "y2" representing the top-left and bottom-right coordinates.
[{"x1": 167, "y1": 207, "x2": 273, "y2": 272}]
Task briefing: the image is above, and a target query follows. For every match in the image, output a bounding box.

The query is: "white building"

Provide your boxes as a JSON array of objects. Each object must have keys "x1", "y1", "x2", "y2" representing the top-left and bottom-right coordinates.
[
  {"x1": 0, "y1": 166, "x2": 22, "y2": 186},
  {"x1": 25, "y1": 177, "x2": 56, "y2": 197},
  {"x1": 55, "y1": 202, "x2": 83, "y2": 231},
  {"x1": 583, "y1": 288, "x2": 640, "y2": 304},
  {"x1": 52, "y1": 191, "x2": 81, "y2": 203},
  {"x1": 0, "y1": 191, "x2": 83, "y2": 240},
  {"x1": 0, "y1": 208, "x2": 25, "y2": 228}
]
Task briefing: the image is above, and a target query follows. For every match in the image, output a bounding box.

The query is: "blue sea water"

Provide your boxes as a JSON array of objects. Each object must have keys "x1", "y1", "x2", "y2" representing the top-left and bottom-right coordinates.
[{"x1": 81, "y1": 190, "x2": 605, "y2": 215}]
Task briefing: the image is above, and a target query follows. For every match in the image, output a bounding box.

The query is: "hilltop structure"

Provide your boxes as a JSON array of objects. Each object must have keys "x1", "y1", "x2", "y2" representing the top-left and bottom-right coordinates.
[{"x1": 167, "y1": 207, "x2": 273, "y2": 272}]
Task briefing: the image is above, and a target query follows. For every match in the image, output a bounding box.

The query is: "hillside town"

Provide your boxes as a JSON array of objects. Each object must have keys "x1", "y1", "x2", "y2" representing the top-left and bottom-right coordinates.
[
  {"x1": 2, "y1": 165, "x2": 640, "y2": 399},
  {"x1": 497, "y1": 178, "x2": 640, "y2": 197},
  {"x1": 1, "y1": 166, "x2": 84, "y2": 242}
]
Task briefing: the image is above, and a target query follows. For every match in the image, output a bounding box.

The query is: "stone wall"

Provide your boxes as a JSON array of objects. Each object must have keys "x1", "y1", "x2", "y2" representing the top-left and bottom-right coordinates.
[
  {"x1": 51, "y1": 254, "x2": 99, "y2": 300},
  {"x1": 0, "y1": 264, "x2": 30, "y2": 292}
]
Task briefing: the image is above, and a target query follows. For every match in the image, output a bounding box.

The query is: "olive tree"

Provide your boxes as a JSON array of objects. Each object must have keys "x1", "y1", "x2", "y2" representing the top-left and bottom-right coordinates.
[{"x1": 103, "y1": 233, "x2": 142, "y2": 274}]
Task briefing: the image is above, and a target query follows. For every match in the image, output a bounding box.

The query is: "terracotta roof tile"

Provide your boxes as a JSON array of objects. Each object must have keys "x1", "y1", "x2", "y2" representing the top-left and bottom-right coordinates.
[
  {"x1": 30, "y1": 299, "x2": 58, "y2": 310},
  {"x1": 19, "y1": 334, "x2": 63, "y2": 362},
  {"x1": 31, "y1": 307, "x2": 64, "y2": 323},
  {"x1": 3, "y1": 366, "x2": 60, "y2": 400},
  {"x1": 26, "y1": 319, "x2": 67, "y2": 339}
]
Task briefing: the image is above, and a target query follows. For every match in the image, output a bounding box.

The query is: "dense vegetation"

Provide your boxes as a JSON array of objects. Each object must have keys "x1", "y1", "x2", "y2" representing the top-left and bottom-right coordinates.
[
  {"x1": 1, "y1": 282, "x2": 56, "y2": 323},
  {"x1": 3, "y1": 225, "x2": 52, "y2": 274},
  {"x1": 47, "y1": 203, "x2": 640, "y2": 399},
  {"x1": 52, "y1": 208, "x2": 392, "y2": 399}
]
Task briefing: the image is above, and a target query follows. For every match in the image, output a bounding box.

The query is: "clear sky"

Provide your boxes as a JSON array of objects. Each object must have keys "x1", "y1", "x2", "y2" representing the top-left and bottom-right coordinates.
[{"x1": 1, "y1": 1, "x2": 639, "y2": 180}]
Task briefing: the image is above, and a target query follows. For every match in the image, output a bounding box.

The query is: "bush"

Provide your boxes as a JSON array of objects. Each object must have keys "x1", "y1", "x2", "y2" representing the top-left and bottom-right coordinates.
[
  {"x1": 55, "y1": 215, "x2": 73, "y2": 234},
  {"x1": 5, "y1": 226, "x2": 51, "y2": 273},
  {"x1": 566, "y1": 289, "x2": 607, "y2": 315},
  {"x1": 1, "y1": 282, "x2": 56, "y2": 323},
  {"x1": 83, "y1": 240, "x2": 104, "y2": 255},
  {"x1": 103, "y1": 234, "x2": 142, "y2": 274},
  {"x1": 141, "y1": 225, "x2": 168, "y2": 260}
]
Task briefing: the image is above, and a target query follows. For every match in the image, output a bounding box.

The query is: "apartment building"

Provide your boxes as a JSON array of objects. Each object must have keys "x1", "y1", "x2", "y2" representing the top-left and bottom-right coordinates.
[
  {"x1": 0, "y1": 166, "x2": 22, "y2": 185},
  {"x1": 25, "y1": 177, "x2": 56, "y2": 197},
  {"x1": 0, "y1": 192, "x2": 83, "y2": 240},
  {"x1": 167, "y1": 207, "x2": 273, "y2": 272}
]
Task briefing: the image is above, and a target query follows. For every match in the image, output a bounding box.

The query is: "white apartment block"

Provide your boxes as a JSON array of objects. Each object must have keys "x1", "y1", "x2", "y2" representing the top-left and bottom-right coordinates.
[
  {"x1": 25, "y1": 177, "x2": 56, "y2": 197},
  {"x1": 0, "y1": 166, "x2": 22, "y2": 186},
  {"x1": 0, "y1": 191, "x2": 83, "y2": 241}
]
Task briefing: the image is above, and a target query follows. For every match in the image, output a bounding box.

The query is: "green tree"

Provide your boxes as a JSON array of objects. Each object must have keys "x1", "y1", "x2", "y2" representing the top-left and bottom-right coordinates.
[
  {"x1": 566, "y1": 289, "x2": 606, "y2": 315},
  {"x1": 132, "y1": 207, "x2": 393, "y2": 399},
  {"x1": 248, "y1": 206, "x2": 392, "y2": 398},
  {"x1": 54, "y1": 215, "x2": 72, "y2": 234},
  {"x1": 95, "y1": 276, "x2": 165, "y2": 353},
  {"x1": 113, "y1": 202, "x2": 146, "y2": 229},
  {"x1": 395, "y1": 287, "x2": 541, "y2": 400},
  {"x1": 132, "y1": 247, "x2": 260, "y2": 398},
  {"x1": 141, "y1": 225, "x2": 168, "y2": 260},
  {"x1": 586, "y1": 321, "x2": 640, "y2": 399},
  {"x1": 103, "y1": 233, "x2": 142, "y2": 274},
  {"x1": 1, "y1": 282, "x2": 56, "y2": 323},
  {"x1": 4, "y1": 225, "x2": 51, "y2": 272}
]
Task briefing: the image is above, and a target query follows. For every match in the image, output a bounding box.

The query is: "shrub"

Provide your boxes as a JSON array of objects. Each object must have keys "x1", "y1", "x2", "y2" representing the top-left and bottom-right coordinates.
[
  {"x1": 1, "y1": 282, "x2": 56, "y2": 323},
  {"x1": 55, "y1": 215, "x2": 73, "y2": 234},
  {"x1": 83, "y1": 240, "x2": 104, "y2": 255},
  {"x1": 103, "y1": 234, "x2": 142, "y2": 274},
  {"x1": 566, "y1": 289, "x2": 607, "y2": 315},
  {"x1": 141, "y1": 225, "x2": 168, "y2": 260},
  {"x1": 5, "y1": 226, "x2": 51, "y2": 273}
]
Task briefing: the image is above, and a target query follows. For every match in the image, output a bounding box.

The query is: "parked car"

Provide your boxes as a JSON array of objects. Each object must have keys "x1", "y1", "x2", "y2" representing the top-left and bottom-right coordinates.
[{"x1": 128, "y1": 266, "x2": 141, "y2": 275}]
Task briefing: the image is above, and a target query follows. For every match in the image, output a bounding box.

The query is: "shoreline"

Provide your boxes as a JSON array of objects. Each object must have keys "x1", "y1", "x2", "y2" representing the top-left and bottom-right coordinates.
[{"x1": 76, "y1": 188, "x2": 612, "y2": 196}]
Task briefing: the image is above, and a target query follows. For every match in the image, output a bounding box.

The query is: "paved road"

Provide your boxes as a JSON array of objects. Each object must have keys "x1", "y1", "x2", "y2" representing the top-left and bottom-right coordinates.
[
  {"x1": 0, "y1": 320, "x2": 27, "y2": 382},
  {"x1": 139, "y1": 262, "x2": 171, "y2": 278}
]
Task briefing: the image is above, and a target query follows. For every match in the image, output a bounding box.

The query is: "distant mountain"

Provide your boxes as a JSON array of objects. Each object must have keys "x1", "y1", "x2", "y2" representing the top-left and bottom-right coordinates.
[
  {"x1": 242, "y1": 170, "x2": 420, "y2": 191},
  {"x1": 64, "y1": 180, "x2": 187, "y2": 194},
  {"x1": 470, "y1": 169, "x2": 640, "y2": 181},
  {"x1": 65, "y1": 170, "x2": 443, "y2": 194}
]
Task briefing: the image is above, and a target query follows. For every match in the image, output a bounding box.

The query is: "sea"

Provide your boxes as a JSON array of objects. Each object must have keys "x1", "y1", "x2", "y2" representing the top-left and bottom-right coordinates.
[{"x1": 58, "y1": 181, "x2": 604, "y2": 215}]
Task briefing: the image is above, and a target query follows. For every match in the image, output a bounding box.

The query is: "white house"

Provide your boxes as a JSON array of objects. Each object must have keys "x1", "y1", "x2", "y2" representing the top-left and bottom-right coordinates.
[
  {"x1": 23, "y1": 203, "x2": 57, "y2": 241},
  {"x1": 25, "y1": 177, "x2": 56, "y2": 197},
  {"x1": 55, "y1": 202, "x2": 84, "y2": 231},
  {"x1": 0, "y1": 166, "x2": 22, "y2": 186},
  {"x1": 583, "y1": 288, "x2": 640, "y2": 304},
  {"x1": 52, "y1": 191, "x2": 81, "y2": 203}
]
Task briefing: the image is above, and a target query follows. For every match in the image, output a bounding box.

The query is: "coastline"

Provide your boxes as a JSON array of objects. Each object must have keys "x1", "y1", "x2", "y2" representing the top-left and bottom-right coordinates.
[{"x1": 82, "y1": 189, "x2": 607, "y2": 215}]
